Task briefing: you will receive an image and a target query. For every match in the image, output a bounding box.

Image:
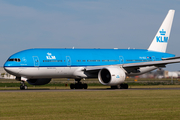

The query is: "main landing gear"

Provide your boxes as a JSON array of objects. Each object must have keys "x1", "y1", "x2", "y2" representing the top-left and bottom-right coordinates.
[
  {"x1": 20, "y1": 81, "x2": 28, "y2": 90},
  {"x1": 111, "y1": 83, "x2": 128, "y2": 89},
  {"x1": 70, "y1": 79, "x2": 88, "y2": 89}
]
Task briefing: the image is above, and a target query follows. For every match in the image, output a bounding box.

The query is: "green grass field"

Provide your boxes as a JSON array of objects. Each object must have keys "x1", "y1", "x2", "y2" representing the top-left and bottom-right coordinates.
[
  {"x1": 0, "y1": 90, "x2": 180, "y2": 120},
  {"x1": 0, "y1": 78, "x2": 180, "y2": 119}
]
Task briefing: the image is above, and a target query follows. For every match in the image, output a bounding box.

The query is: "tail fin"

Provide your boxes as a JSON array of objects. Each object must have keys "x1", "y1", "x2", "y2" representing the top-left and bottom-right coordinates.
[{"x1": 148, "y1": 9, "x2": 175, "y2": 53}]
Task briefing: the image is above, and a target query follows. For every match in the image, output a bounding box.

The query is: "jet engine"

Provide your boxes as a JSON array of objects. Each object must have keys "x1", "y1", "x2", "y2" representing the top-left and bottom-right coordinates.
[
  {"x1": 27, "y1": 78, "x2": 51, "y2": 85},
  {"x1": 98, "y1": 67, "x2": 126, "y2": 86}
]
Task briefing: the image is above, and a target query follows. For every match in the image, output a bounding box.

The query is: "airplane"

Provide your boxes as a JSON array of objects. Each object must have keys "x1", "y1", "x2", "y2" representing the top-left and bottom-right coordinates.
[{"x1": 3, "y1": 9, "x2": 180, "y2": 90}]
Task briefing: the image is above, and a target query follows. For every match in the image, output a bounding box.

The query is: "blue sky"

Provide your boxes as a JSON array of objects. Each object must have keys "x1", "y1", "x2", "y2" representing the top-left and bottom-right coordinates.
[{"x1": 0, "y1": 0, "x2": 180, "y2": 70}]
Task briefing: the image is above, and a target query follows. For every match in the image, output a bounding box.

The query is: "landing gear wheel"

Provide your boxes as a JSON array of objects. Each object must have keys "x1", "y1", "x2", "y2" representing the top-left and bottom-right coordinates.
[
  {"x1": 83, "y1": 83, "x2": 88, "y2": 89},
  {"x1": 120, "y1": 84, "x2": 128, "y2": 89},
  {"x1": 124, "y1": 84, "x2": 128, "y2": 89},
  {"x1": 70, "y1": 79, "x2": 88, "y2": 89},
  {"x1": 20, "y1": 85, "x2": 25, "y2": 90},
  {"x1": 111, "y1": 86, "x2": 118, "y2": 89},
  {"x1": 20, "y1": 81, "x2": 28, "y2": 90},
  {"x1": 70, "y1": 84, "x2": 75, "y2": 89},
  {"x1": 74, "y1": 83, "x2": 82, "y2": 89},
  {"x1": 24, "y1": 85, "x2": 28, "y2": 90},
  {"x1": 111, "y1": 84, "x2": 128, "y2": 89}
]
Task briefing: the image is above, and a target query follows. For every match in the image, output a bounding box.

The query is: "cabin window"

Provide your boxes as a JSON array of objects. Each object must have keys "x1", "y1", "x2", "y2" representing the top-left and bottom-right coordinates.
[
  {"x1": 87, "y1": 60, "x2": 100, "y2": 62},
  {"x1": 102, "y1": 60, "x2": 119, "y2": 62},
  {"x1": 126, "y1": 60, "x2": 152, "y2": 62},
  {"x1": 43, "y1": 60, "x2": 63, "y2": 62}
]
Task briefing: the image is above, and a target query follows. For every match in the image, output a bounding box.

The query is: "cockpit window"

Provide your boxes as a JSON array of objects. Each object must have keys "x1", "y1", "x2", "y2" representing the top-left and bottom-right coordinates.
[{"x1": 8, "y1": 58, "x2": 21, "y2": 62}]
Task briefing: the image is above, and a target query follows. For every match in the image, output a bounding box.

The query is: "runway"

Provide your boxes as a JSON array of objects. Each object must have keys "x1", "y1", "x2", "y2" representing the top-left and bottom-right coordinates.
[{"x1": 1, "y1": 87, "x2": 180, "y2": 92}]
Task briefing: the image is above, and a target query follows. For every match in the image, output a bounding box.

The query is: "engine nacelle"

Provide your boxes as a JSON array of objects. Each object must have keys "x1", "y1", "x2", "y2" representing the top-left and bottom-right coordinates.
[
  {"x1": 98, "y1": 67, "x2": 126, "y2": 86},
  {"x1": 27, "y1": 78, "x2": 51, "y2": 85}
]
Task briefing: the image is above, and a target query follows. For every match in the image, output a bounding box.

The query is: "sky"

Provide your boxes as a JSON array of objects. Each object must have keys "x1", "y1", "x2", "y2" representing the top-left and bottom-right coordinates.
[{"x1": 0, "y1": 0, "x2": 180, "y2": 71}]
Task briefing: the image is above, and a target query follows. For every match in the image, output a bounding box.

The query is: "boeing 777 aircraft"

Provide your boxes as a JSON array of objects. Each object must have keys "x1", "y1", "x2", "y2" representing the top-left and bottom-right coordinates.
[{"x1": 4, "y1": 9, "x2": 180, "y2": 90}]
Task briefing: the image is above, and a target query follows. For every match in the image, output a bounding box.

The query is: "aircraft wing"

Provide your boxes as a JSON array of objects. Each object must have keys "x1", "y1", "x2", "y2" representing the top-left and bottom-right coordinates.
[
  {"x1": 161, "y1": 56, "x2": 180, "y2": 60},
  {"x1": 122, "y1": 58, "x2": 180, "y2": 68},
  {"x1": 85, "y1": 57, "x2": 180, "y2": 71}
]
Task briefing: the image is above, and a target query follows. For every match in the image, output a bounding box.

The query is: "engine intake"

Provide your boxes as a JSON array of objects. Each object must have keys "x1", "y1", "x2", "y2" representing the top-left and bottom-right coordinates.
[{"x1": 98, "y1": 67, "x2": 126, "y2": 86}]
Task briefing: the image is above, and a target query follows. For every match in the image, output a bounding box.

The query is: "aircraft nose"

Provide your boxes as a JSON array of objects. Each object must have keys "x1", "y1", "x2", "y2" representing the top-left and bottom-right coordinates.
[
  {"x1": 4, "y1": 66, "x2": 14, "y2": 74},
  {"x1": 4, "y1": 66, "x2": 22, "y2": 77},
  {"x1": 3, "y1": 62, "x2": 20, "y2": 76}
]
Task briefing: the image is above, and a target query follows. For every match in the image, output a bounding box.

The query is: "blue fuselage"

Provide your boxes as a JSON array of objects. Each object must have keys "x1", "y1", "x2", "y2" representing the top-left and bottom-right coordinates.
[{"x1": 4, "y1": 48, "x2": 175, "y2": 68}]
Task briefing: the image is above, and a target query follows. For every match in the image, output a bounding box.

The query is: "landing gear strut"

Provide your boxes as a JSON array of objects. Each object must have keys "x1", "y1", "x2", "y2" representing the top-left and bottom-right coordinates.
[
  {"x1": 70, "y1": 79, "x2": 88, "y2": 89},
  {"x1": 111, "y1": 83, "x2": 128, "y2": 89},
  {"x1": 20, "y1": 81, "x2": 28, "y2": 90}
]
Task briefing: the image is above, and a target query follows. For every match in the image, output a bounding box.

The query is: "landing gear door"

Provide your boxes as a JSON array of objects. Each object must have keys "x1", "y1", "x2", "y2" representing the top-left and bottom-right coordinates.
[
  {"x1": 33, "y1": 56, "x2": 39, "y2": 67},
  {"x1": 66, "y1": 56, "x2": 71, "y2": 66},
  {"x1": 119, "y1": 56, "x2": 124, "y2": 64}
]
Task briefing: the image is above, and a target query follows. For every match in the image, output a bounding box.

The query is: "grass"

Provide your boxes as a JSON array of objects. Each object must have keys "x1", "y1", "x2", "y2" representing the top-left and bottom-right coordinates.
[
  {"x1": 0, "y1": 90, "x2": 180, "y2": 120},
  {"x1": 0, "y1": 79, "x2": 180, "y2": 119}
]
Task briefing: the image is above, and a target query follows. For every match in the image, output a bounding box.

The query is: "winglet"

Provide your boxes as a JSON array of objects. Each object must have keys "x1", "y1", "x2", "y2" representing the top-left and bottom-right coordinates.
[{"x1": 148, "y1": 9, "x2": 175, "y2": 53}]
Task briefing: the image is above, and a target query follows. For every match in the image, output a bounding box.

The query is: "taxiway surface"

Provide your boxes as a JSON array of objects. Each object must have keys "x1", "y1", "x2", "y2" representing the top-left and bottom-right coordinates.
[{"x1": 1, "y1": 87, "x2": 180, "y2": 92}]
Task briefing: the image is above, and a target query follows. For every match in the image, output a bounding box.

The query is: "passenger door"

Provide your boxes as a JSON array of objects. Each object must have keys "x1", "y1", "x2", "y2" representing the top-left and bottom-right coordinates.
[
  {"x1": 119, "y1": 56, "x2": 124, "y2": 64},
  {"x1": 33, "y1": 56, "x2": 39, "y2": 67},
  {"x1": 66, "y1": 56, "x2": 71, "y2": 66},
  {"x1": 152, "y1": 56, "x2": 156, "y2": 61}
]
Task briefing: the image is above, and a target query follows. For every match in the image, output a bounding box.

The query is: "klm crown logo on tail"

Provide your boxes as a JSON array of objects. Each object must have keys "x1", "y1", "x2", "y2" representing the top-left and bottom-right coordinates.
[{"x1": 156, "y1": 29, "x2": 168, "y2": 43}]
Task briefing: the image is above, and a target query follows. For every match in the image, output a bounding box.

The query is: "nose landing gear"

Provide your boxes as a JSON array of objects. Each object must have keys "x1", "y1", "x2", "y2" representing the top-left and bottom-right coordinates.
[
  {"x1": 20, "y1": 81, "x2": 28, "y2": 90},
  {"x1": 16, "y1": 77, "x2": 28, "y2": 90}
]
